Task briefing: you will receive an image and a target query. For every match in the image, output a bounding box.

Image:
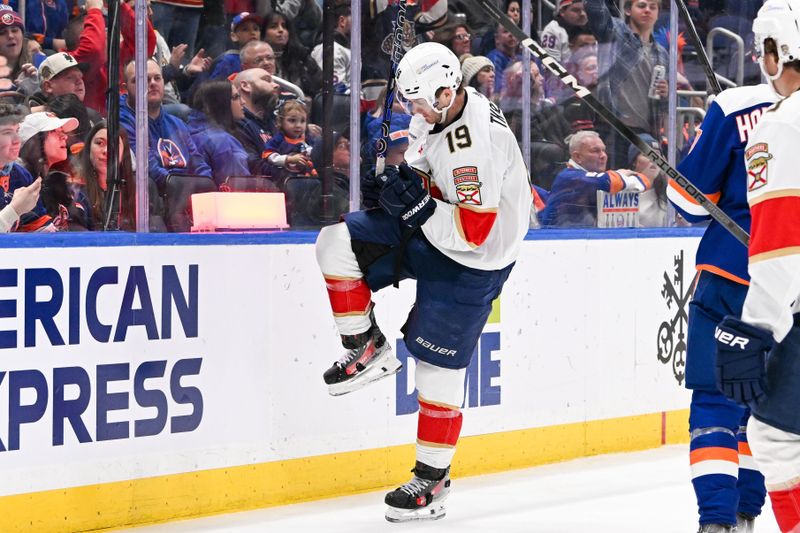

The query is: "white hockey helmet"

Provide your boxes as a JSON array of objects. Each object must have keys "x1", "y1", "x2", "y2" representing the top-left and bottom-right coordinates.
[
  {"x1": 395, "y1": 42, "x2": 462, "y2": 122},
  {"x1": 752, "y1": 0, "x2": 800, "y2": 86}
]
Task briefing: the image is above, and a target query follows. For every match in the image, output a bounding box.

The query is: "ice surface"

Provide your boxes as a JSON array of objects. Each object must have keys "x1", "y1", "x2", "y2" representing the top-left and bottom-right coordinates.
[{"x1": 128, "y1": 446, "x2": 780, "y2": 533}]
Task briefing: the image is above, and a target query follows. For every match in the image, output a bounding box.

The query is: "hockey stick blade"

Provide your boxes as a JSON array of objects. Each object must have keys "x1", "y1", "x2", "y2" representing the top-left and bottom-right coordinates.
[
  {"x1": 467, "y1": 0, "x2": 748, "y2": 246},
  {"x1": 375, "y1": 0, "x2": 409, "y2": 177},
  {"x1": 674, "y1": 0, "x2": 723, "y2": 95}
]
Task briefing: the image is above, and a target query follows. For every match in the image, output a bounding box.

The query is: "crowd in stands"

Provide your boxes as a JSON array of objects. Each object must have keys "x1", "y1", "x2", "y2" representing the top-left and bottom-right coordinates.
[{"x1": 0, "y1": 0, "x2": 763, "y2": 233}]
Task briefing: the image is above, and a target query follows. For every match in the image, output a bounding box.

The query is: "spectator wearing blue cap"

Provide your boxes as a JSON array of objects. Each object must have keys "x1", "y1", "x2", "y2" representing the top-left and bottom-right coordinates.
[
  {"x1": 362, "y1": 113, "x2": 411, "y2": 169},
  {"x1": 374, "y1": 114, "x2": 411, "y2": 166},
  {"x1": 206, "y1": 12, "x2": 264, "y2": 82}
]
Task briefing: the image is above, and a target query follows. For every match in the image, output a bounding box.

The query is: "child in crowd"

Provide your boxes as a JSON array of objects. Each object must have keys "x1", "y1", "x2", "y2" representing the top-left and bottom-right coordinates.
[
  {"x1": 262, "y1": 98, "x2": 317, "y2": 188},
  {"x1": 206, "y1": 12, "x2": 263, "y2": 81}
]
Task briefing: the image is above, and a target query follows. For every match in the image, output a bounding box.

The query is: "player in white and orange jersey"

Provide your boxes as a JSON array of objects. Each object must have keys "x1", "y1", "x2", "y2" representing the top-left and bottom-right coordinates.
[
  {"x1": 714, "y1": 2, "x2": 800, "y2": 532},
  {"x1": 315, "y1": 41, "x2": 531, "y2": 522}
]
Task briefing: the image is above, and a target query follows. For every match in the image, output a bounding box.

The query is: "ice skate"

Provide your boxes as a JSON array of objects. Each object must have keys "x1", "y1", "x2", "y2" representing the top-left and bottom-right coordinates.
[
  {"x1": 697, "y1": 524, "x2": 736, "y2": 533},
  {"x1": 736, "y1": 513, "x2": 755, "y2": 533},
  {"x1": 323, "y1": 319, "x2": 401, "y2": 396},
  {"x1": 384, "y1": 462, "x2": 450, "y2": 523}
]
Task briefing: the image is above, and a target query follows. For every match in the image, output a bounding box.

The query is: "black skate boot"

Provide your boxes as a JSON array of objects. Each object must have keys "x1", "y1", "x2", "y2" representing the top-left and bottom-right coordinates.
[
  {"x1": 384, "y1": 462, "x2": 450, "y2": 523},
  {"x1": 736, "y1": 512, "x2": 756, "y2": 533},
  {"x1": 323, "y1": 308, "x2": 402, "y2": 396},
  {"x1": 697, "y1": 524, "x2": 736, "y2": 533}
]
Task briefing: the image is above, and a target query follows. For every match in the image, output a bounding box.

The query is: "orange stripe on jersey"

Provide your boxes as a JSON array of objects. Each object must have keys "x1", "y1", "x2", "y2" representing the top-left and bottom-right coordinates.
[
  {"x1": 18, "y1": 215, "x2": 51, "y2": 232},
  {"x1": 696, "y1": 265, "x2": 750, "y2": 286},
  {"x1": 738, "y1": 442, "x2": 753, "y2": 456},
  {"x1": 607, "y1": 170, "x2": 624, "y2": 194},
  {"x1": 749, "y1": 196, "x2": 800, "y2": 260},
  {"x1": 690, "y1": 447, "x2": 739, "y2": 465},
  {"x1": 636, "y1": 172, "x2": 651, "y2": 190},
  {"x1": 455, "y1": 205, "x2": 497, "y2": 248},
  {"x1": 531, "y1": 186, "x2": 546, "y2": 212},
  {"x1": 668, "y1": 179, "x2": 721, "y2": 205}
]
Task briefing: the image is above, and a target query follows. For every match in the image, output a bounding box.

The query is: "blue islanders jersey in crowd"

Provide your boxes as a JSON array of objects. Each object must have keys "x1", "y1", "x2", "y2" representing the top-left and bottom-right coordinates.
[
  {"x1": 262, "y1": 132, "x2": 317, "y2": 178},
  {"x1": 669, "y1": 85, "x2": 777, "y2": 285},
  {"x1": 539, "y1": 163, "x2": 649, "y2": 227}
]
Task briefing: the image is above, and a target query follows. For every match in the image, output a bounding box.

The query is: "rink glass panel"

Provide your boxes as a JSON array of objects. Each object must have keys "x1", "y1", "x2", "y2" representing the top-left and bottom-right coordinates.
[{"x1": 7, "y1": 1, "x2": 763, "y2": 236}]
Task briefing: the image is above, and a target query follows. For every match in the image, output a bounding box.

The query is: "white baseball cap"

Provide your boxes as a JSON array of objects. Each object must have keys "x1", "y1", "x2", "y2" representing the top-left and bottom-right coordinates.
[
  {"x1": 19, "y1": 112, "x2": 79, "y2": 145},
  {"x1": 38, "y1": 52, "x2": 89, "y2": 83}
]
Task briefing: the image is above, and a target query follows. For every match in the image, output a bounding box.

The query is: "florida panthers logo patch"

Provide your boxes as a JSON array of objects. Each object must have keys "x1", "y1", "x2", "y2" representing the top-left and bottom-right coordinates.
[
  {"x1": 0, "y1": 174, "x2": 8, "y2": 193},
  {"x1": 158, "y1": 138, "x2": 187, "y2": 169},
  {"x1": 745, "y1": 142, "x2": 772, "y2": 192},
  {"x1": 453, "y1": 166, "x2": 482, "y2": 205}
]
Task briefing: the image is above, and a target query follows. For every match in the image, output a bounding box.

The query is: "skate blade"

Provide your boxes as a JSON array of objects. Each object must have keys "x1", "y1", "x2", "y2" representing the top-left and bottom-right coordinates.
[
  {"x1": 385, "y1": 502, "x2": 446, "y2": 523},
  {"x1": 328, "y1": 346, "x2": 402, "y2": 397}
]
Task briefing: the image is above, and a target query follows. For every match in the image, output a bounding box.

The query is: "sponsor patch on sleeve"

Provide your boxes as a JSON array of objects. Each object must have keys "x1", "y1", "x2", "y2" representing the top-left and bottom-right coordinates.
[{"x1": 745, "y1": 142, "x2": 772, "y2": 192}]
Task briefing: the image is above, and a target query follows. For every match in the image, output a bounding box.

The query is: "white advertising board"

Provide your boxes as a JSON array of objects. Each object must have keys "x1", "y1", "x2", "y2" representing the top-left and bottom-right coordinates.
[{"x1": 0, "y1": 232, "x2": 699, "y2": 498}]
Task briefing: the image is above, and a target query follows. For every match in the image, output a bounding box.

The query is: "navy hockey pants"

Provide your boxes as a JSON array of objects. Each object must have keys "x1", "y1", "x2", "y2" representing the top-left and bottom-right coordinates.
[{"x1": 344, "y1": 208, "x2": 513, "y2": 370}]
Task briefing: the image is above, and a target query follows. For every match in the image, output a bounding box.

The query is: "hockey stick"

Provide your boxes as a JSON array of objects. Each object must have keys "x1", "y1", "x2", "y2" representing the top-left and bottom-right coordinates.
[
  {"x1": 375, "y1": 0, "x2": 409, "y2": 176},
  {"x1": 469, "y1": 0, "x2": 749, "y2": 246},
  {"x1": 674, "y1": 0, "x2": 723, "y2": 94}
]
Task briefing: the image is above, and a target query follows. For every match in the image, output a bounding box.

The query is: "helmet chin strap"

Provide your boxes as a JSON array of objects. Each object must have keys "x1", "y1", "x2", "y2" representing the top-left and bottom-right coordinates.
[
  {"x1": 434, "y1": 90, "x2": 457, "y2": 124},
  {"x1": 759, "y1": 56, "x2": 787, "y2": 96}
]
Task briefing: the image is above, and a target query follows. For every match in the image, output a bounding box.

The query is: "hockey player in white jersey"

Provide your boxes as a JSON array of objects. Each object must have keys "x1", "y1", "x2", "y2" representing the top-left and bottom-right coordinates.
[
  {"x1": 713, "y1": 1, "x2": 800, "y2": 532},
  {"x1": 315, "y1": 41, "x2": 531, "y2": 522}
]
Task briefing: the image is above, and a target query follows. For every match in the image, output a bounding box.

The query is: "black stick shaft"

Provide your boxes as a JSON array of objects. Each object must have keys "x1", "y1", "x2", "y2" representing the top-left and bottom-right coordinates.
[
  {"x1": 375, "y1": 0, "x2": 408, "y2": 176},
  {"x1": 674, "y1": 0, "x2": 723, "y2": 94},
  {"x1": 469, "y1": 0, "x2": 748, "y2": 246}
]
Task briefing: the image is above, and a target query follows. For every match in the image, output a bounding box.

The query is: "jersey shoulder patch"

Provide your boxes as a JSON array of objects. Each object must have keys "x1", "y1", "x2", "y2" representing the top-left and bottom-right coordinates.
[{"x1": 745, "y1": 142, "x2": 772, "y2": 193}]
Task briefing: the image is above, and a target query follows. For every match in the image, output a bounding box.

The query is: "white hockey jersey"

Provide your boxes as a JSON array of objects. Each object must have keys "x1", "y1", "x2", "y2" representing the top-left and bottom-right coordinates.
[
  {"x1": 406, "y1": 87, "x2": 532, "y2": 271},
  {"x1": 741, "y1": 91, "x2": 800, "y2": 342},
  {"x1": 539, "y1": 20, "x2": 571, "y2": 63}
]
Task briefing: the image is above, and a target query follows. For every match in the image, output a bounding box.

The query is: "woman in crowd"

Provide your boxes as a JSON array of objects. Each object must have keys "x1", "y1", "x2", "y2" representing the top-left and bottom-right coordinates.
[
  {"x1": 18, "y1": 111, "x2": 83, "y2": 229},
  {"x1": 188, "y1": 80, "x2": 251, "y2": 187},
  {"x1": 0, "y1": 7, "x2": 45, "y2": 95},
  {"x1": 461, "y1": 54, "x2": 495, "y2": 98},
  {"x1": 435, "y1": 23, "x2": 473, "y2": 58},
  {"x1": 70, "y1": 121, "x2": 138, "y2": 231},
  {"x1": 262, "y1": 12, "x2": 322, "y2": 98},
  {"x1": 19, "y1": 112, "x2": 78, "y2": 180},
  {"x1": 628, "y1": 135, "x2": 669, "y2": 228}
]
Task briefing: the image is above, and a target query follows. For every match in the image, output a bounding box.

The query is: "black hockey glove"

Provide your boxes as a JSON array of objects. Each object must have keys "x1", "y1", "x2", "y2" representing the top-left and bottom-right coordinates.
[
  {"x1": 378, "y1": 163, "x2": 436, "y2": 229},
  {"x1": 714, "y1": 315, "x2": 773, "y2": 405},
  {"x1": 361, "y1": 172, "x2": 383, "y2": 209}
]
